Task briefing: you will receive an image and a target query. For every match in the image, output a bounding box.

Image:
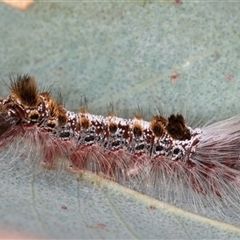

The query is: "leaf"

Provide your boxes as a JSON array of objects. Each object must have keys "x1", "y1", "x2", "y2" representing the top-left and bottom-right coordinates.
[{"x1": 0, "y1": 1, "x2": 240, "y2": 238}]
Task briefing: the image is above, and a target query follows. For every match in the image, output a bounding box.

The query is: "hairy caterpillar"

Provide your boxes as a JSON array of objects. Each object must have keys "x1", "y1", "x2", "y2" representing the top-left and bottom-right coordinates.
[{"x1": 1, "y1": 74, "x2": 240, "y2": 227}]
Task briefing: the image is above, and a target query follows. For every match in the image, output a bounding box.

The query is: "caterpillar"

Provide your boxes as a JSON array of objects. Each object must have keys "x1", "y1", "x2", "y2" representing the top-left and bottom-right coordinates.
[{"x1": 1, "y1": 74, "x2": 240, "y2": 226}]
